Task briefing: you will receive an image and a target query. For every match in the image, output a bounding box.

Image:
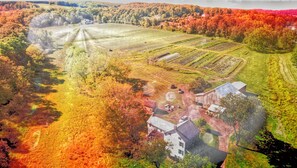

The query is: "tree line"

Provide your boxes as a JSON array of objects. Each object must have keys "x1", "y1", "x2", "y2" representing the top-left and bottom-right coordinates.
[{"x1": 28, "y1": 2, "x2": 297, "y2": 53}]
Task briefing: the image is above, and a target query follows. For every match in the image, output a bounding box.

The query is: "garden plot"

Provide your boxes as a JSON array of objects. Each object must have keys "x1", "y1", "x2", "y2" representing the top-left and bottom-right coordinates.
[
  {"x1": 174, "y1": 51, "x2": 207, "y2": 65},
  {"x1": 206, "y1": 42, "x2": 239, "y2": 51},
  {"x1": 204, "y1": 56, "x2": 243, "y2": 75},
  {"x1": 189, "y1": 52, "x2": 219, "y2": 68},
  {"x1": 149, "y1": 46, "x2": 196, "y2": 61}
]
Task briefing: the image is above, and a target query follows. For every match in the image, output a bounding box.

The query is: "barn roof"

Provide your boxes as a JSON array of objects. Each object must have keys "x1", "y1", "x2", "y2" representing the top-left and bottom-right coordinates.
[
  {"x1": 147, "y1": 116, "x2": 175, "y2": 132},
  {"x1": 232, "y1": 81, "x2": 247, "y2": 91},
  {"x1": 215, "y1": 82, "x2": 241, "y2": 97}
]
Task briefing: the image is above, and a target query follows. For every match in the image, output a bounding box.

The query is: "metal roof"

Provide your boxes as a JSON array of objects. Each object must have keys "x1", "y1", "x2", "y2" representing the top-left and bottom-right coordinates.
[
  {"x1": 215, "y1": 82, "x2": 241, "y2": 97},
  {"x1": 232, "y1": 81, "x2": 247, "y2": 91},
  {"x1": 147, "y1": 116, "x2": 175, "y2": 132}
]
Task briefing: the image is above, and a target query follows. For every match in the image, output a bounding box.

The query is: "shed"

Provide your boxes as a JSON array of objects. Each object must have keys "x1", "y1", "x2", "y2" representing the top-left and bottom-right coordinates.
[
  {"x1": 232, "y1": 81, "x2": 247, "y2": 93},
  {"x1": 208, "y1": 104, "x2": 226, "y2": 113}
]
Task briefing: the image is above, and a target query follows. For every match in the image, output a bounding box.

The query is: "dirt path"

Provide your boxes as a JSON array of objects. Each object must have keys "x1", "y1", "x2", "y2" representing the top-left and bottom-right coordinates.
[{"x1": 180, "y1": 85, "x2": 233, "y2": 152}]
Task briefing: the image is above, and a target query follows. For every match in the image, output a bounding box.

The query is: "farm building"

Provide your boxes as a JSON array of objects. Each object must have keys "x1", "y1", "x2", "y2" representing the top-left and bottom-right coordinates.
[
  {"x1": 231, "y1": 81, "x2": 247, "y2": 93},
  {"x1": 147, "y1": 115, "x2": 199, "y2": 159},
  {"x1": 195, "y1": 81, "x2": 246, "y2": 109},
  {"x1": 207, "y1": 104, "x2": 226, "y2": 117}
]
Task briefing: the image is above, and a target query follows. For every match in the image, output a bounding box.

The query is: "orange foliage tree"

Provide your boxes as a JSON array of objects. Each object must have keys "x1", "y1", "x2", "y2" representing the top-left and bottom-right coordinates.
[{"x1": 97, "y1": 77, "x2": 149, "y2": 158}]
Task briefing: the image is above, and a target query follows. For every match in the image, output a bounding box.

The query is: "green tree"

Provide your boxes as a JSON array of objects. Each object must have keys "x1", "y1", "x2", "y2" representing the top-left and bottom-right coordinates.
[
  {"x1": 277, "y1": 28, "x2": 297, "y2": 51},
  {"x1": 140, "y1": 138, "x2": 168, "y2": 168},
  {"x1": 26, "y1": 44, "x2": 45, "y2": 65},
  {"x1": 245, "y1": 26, "x2": 277, "y2": 53},
  {"x1": 220, "y1": 94, "x2": 253, "y2": 146},
  {"x1": 174, "y1": 154, "x2": 215, "y2": 168},
  {"x1": 292, "y1": 45, "x2": 297, "y2": 67},
  {"x1": 189, "y1": 77, "x2": 212, "y2": 94}
]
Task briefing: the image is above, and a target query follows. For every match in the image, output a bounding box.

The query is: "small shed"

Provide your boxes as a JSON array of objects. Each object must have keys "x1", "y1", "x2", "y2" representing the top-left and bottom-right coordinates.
[
  {"x1": 207, "y1": 104, "x2": 226, "y2": 117},
  {"x1": 232, "y1": 81, "x2": 247, "y2": 93}
]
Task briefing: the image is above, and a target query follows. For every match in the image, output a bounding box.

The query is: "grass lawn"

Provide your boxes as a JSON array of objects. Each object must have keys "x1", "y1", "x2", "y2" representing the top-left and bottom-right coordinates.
[{"x1": 225, "y1": 143, "x2": 272, "y2": 168}]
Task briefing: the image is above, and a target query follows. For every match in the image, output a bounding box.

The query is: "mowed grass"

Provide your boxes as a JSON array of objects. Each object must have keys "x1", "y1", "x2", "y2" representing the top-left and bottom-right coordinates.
[{"x1": 279, "y1": 54, "x2": 297, "y2": 85}]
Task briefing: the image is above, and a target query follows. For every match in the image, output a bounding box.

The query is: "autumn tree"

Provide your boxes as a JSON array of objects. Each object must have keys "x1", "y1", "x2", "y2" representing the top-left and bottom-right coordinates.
[
  {"x1": 103, "y1": 59, "x2": 131, "y2": 83},
  {"x1": 174, "y1": 154, "x2": 215, "y2": 168},
  {"x1": 0, "y1": 56, "x2": 20, "y2": 106},
  {"x1": 97, "y1": 77, "x2": 148, "y2": 157},
  {"x1": 0, "y1": 140, "x2": 9, "y2": 168}
]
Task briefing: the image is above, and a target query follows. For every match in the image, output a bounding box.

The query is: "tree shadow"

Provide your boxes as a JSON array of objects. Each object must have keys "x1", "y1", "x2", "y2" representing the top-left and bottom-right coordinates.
[
  {"x1": 206, "y1": 129, "x2": 222, "y2": 136},
  {"x1": 256, "y1": 130, "x2": 297, "y2": 167},
  {"x1": 32, "y1": 57, "x2": 65, "y2": 94},
  {"x1": 188, "y1": 140, "x2": 227, "y2": 167},
  {"x1": 24, "y1": 56, "x2": 63, "y2": 126}
]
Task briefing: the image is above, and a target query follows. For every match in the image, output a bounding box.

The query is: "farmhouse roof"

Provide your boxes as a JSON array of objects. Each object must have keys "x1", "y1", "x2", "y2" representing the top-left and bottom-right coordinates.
[
  {"x1": 147, "y1": 116, "x2": 175, "y2": 132},
  {"x1": 166, "y1": 119, "x2": 200, "y2": 142},
  {"x1": 208, "y1": 104, "x2": 226, "y2": 113},
  {"x1": 176, "y1": 120, "x2": 200, "y2": 141},
  {"x1": 232, "y1": 81, "x2": 247, "y2": 91},
  {"x1": 215, "y1": 82, "x2": 241, "y2": 97}
]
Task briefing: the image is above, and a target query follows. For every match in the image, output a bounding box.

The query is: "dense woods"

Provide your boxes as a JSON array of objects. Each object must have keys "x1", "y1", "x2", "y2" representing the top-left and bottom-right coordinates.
[{"x1": 161, "y1": 8, "x2": 297, "y2": 52}]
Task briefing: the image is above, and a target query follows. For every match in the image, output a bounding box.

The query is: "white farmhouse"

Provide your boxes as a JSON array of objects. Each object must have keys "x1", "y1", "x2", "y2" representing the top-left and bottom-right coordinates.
[{"x1": 147, "y1": 115, "x2": 199, "y2": 159}]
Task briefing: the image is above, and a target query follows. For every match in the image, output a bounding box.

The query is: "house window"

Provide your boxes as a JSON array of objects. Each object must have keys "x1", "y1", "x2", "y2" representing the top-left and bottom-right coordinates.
[
  {"x1": 178, "y1": 137, "x2": 181, "y2": 140},
  {"x1": 178, "y1": 149, "x2": 184, "y2": 155},
  {"x1": 179, "y1": 142, "x2": 184, "y2": 148}
]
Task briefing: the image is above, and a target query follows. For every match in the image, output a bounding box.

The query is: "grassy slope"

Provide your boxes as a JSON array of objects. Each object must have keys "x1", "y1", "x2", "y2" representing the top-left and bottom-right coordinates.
[{"x1": 225, "y1": 47, "x2": 297, "y2": 167}]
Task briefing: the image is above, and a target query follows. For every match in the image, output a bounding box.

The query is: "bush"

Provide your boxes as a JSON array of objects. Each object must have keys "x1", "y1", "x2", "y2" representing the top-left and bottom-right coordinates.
[
  {"x1": 292, "y1": 46, "x2": 297, "y2": 67},
  {"x1": 189, "y1": 77, "x2": 212, "y2": 94}
]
